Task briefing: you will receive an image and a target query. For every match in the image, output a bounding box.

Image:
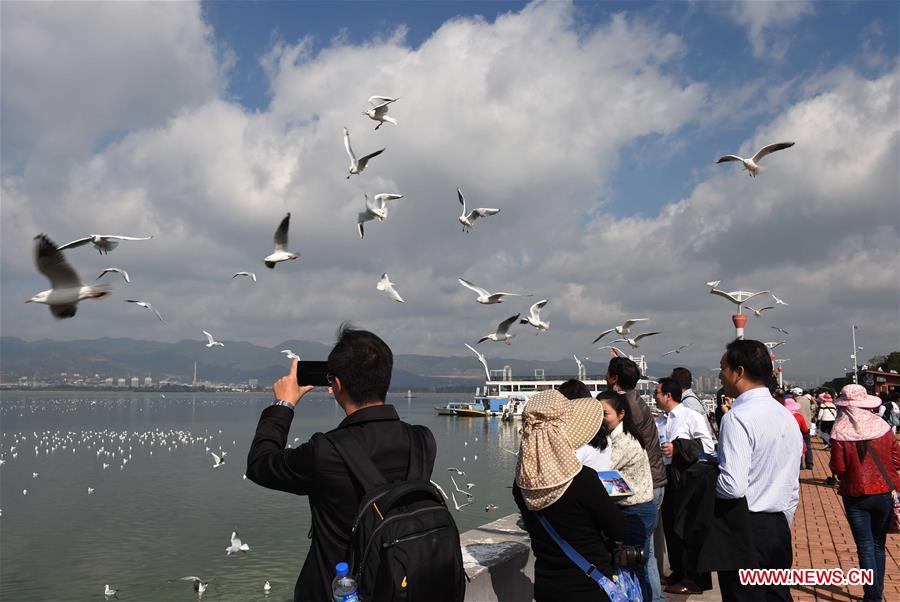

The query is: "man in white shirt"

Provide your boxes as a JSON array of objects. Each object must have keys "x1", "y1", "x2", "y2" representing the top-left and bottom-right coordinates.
[
  {"x1": 655, "y1": 377, "x2": 715, "y2": 594},
  {"x1": 716, "y1": 339, "x2": 802, "y2": 602}
]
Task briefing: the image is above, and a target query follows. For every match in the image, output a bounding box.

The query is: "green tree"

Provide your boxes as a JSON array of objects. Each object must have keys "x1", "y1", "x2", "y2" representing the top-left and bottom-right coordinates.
[{"x1": 867, "y1": 351, "x2": 900, "y2": 372}]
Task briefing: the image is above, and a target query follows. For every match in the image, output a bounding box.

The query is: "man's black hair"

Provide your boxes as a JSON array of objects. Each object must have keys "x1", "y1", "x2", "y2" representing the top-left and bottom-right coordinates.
[
  {"x1": 657, "y1": 376, "x2": 683, "y2": 403},
  {"x1": 607, "y1": 356, "x2": 640, "y2": 390},
  {"x1": 558, "y1": 379, "x2": 592, "y2": 400},
  {"x1": 670, "y1": 367, "x2": 692, "y2": 390},
  {"x1": 327, "y1": 322, "x2": 392, "y2": 403},
  {"x1": 724, "y1": 339, "x2": 773, "y2": 385}
]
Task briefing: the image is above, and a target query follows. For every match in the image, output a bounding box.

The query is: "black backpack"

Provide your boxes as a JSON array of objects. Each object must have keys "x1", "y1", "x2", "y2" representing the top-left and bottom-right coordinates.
[{"x1": 325, "y1": 424, "x2": 467, "y2": 602}]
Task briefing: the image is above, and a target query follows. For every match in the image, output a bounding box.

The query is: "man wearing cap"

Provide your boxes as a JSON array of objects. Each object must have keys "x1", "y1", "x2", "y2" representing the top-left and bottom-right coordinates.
[
  {"x1": 716, "y1": 339, "x2": 802, "y2": 601},
  {"x1": 792, "y1": 387, "x2": 814, "y2": 470}
]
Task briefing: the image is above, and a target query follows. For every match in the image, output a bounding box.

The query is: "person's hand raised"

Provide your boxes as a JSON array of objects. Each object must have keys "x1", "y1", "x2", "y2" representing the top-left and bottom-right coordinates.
[{"x1": 273, "y1": 358, "x2": 314, "y2": 407}]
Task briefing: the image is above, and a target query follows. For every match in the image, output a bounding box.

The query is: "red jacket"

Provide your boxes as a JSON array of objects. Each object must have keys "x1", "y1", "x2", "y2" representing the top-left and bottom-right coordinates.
[
  {"x1": 792, "y1": 413, "x2": 808, "y2": 453},
  {"x1": 830, "y1": 431, "x2": 900, "y2": 497}
]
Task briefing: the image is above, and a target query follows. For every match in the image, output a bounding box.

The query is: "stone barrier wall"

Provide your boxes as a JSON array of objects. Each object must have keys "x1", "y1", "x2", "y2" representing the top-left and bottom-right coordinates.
[{"x1": 460, "y1": 513, "x2": 534, "y2": 602}]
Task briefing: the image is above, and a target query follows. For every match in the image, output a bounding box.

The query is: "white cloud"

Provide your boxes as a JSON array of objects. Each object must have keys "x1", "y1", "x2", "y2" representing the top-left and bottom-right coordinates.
[
  {"x1": 727, "y1": 0, "x2": 815, "y2": 59},
  {"x1": 1, "y1": 1, "x2": 897, "y2": 383}
]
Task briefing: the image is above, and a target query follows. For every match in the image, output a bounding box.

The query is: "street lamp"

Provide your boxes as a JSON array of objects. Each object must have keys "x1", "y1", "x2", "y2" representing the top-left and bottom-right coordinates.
[{"x1": 850, "y1": 325, "x2": 861, "y2": 384}]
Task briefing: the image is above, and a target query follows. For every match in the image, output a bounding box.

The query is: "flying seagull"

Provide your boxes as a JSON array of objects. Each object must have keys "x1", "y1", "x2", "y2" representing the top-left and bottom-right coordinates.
[
  {"x1": 125, "y1": 299, "x2": 165, "y2": 323},
  {"x1": 363, "y1": 96, "x2": 398, "y2": 130},
  {"x1": 458, "y1": 277, "x2": 529, "y2": 304},
  {"x1": 376, "y1": 273, "x2": 404, "y2": 303},
  {"x1": 226, "y1": 530, "x2": 250, "y2": 555},
  {"x1": 764, "y1": 340, "x2": 786, "y2": 350},
  {"x1": 520, "y1": 300, "x2": 550, "y2": 333},
  {"x1": 771, "y1": 325, "x2": 790, "y2": 336},
  {"x1": 662, "y1": 343, "x2": 692, "y2": 357},
  {"x1": 357, "y1": 193, "x2": 404, "y2": 238},
  {"x1": 280, "y1": 349, "x2": 300, "y2": 360},
  {"x1": 27, "y1": 234, "x2": 111, "y2": 319},
  {"x1": 708, "y1": 284, "x2": 770, "y2": 313},
  {"x1": 57, "y1": 234, "x2": 152, "y2": 254},
  {"x1": 746, "y1": 304, "x2": 775, "y2": 317},
  {"x1": 771, "y1": 293, "x2": 789, "y2": 306},
  {"x1": 591, "y1": 318, "x2": 649, "y2": 344},
  {"x1": 465, "y1": 343, "x2": 491, "y2": 380},
  {"x1": 170, "y1": 577, "x2": 208, "y2": 595},
  {"x1": 344, "y1": 127, "x2": 385, "y2": 178},
  {"x1": 264, "y1": 213, "x2": 300, "y2": 269},
  {"x1": 596, "y1": 345, "x2": 627, "y2": 357},
  {"x1": 202, "y1": 331, "x2": 224, "y2": 347},
  {"x1": 706, "y1": 280, "x2": 721, "y2": 289},
  {"x1": 457, "y1": 188, "x2": 500, "y2": 232},
  {"x1": 232, "y1": 272, "x2": 256, "y2": 282},
  {"x1": 450, "y1": 491, "x2": 471, "y2": 511},
  {"x1": 716, "y1": 142, "x2": 794, "y2": 177},
  {"x1": 477, "y1": 314, "x2": 520, "y2": 345},
  {"x1": 211, "y1": 451, "x2": 225, "y2": 468},
  {"x1": 97, "y1": 267, "x2": 130, "y2": 284},
  {"x1": 608, "y1": 332, "x2": 660, "y2": 349}
]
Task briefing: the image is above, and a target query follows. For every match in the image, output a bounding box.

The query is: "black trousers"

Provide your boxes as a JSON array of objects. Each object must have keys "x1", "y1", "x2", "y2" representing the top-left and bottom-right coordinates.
[
  {"x1": 718, "y1": 511, "x2": 793, "y2": 602},
  {"x1": 661, "y1": 480, "x2": 682, "y2": 578}
]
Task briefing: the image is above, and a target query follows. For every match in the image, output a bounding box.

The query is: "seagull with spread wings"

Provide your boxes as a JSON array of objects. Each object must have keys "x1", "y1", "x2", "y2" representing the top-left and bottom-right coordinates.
[
  {"x1": 376, "y1": 273, "x2": 404, "y2": 303},
  {"x1": 344, "y1": 127, "x2": 385, "y2": 178},
  {"x1": 764, "y1": 341, "x2": 786, "y2": 350},
  {"x1": 608, "y1": 332, "x2": 660, "y2": 349},
  {"x1": 57, "y1": 234, "x2": 152, "y2": 255},
  {"x1": 520, "y1": 300, "x2": 550, "y2": 333},
  {"x1": 97, "y1": 267, "x2": 130, "y2": 283},
  {"x1": 477, "y1": 314, "x2": 520, "y2": 345},
  {"x1": 363, "y1": 96, "x2": 398, "y2": 130},
  {"x1": 357, "y1": 193, "x2": 404, "y2": 238},
  {"x1": 169, "y1": 576, "x2": 208, "y2": 595},
  {"x1": 716, "y1": 142, "x2": 794, "y2": 177},
  {"x1": 125, "y1": 299, "x2": 165, "y2": 323},
  {"x1": 457, "y1": 188, "x2": 500, "y2": 232},
  {"x1": 591, "y1": 318, "x2": 649, "y2": 344},
  {"x1": 264, "y1": 213, "x2": 299, "y2": 269},
  {"x1": 27, "y1": 235, "x2": 111, "y2": 319},
  {"x1": 771, "y1": 293, "x2": 789, "y2": 306},
  {"x1": 465, "y1": 344, "x2": 491, "y2": 380},
  {"x1": 202, "y1": 331, "x2": 224, "y2": 348},
  {"x1": 746, "y1": 304, "x2": 775, "y2": 317},
  {"x1": 457, "y1": 277, "x2": 529, "y2": 304},
  {"x1": 662, "y1": 343, "x2": 692, "y2": 357},
  {"x1": 232, "y1": 271, "x2": 256, "y2": 282},
  {"x1": 771, "y1": 325, "x2": 790, "y2": 336}
]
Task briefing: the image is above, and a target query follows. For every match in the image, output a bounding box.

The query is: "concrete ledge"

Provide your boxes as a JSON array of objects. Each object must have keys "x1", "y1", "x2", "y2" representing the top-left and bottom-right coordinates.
[{"x1": 460, "y1": 513, "x2": 534, "y2": 602}]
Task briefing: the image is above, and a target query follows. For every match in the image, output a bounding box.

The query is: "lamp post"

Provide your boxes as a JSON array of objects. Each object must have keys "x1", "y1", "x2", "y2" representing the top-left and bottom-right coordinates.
[
  {"x1": 775, "y1": 358, "x2": 790, "y2": 388},
  {"x1": 850, "y1": 325, "x2": 861, "y2": 384}
]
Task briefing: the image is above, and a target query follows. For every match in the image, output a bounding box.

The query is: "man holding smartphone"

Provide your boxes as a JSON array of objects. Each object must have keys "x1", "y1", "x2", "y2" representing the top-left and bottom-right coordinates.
[{"x1": 246, "y1": 324, "x2": 437, "y2": 602}]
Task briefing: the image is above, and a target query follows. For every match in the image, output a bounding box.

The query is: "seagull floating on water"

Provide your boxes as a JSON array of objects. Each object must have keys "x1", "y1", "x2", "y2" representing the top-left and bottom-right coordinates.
[
  {"x1": 520, "y1": 300, "x2": 549, "y2": 332},
  {"x1": 97, "y1": 267, "x2": 130, "y2": 284},
  {"x1": 363, "y1": 96, "x2": 398, "y2": 130},
  {"x1": 716, "y1": 142, "x2": 794, "y2": 177},
  {"x1": 746, "y1": 304, "x2": 775, "y2": 317},
  {"x1": 264, "y1": 213, "x2": 300, "y2": 269},
  {"x1": 662, "y1": 343, "x2": 692, "y2": 357},
  {"x1": 376, "y1": 273, "x2": 404, "y2": 303},
  {"x1": 57, "y1": 234, "x2": 152, "y2": 254},
  {"x1": 171, "y1": 576, "x2": 208, "y2": 595},
  {"x1": 264, "y1": 580, "x2": 272, "y2": 593},
  {"x1": 485, "y1": 504, "x2": 499, "y2": 512},
  {"x1": 27, "y1": 234, "x2": 111, "y2": 319},
  {"x1": 464, "y1": 344, "x2": 491, "y2": 380},
  {"x1": 609, "y1": 332, "x2": 660, "y2": 349},
  {"x1": 592, "y1": 319, "x2": 649, "y2": 344},
  {"x1": 458, "y1": 278, "x2": 528, "y2": 304},
  {"x1": 202, "y1": 331, "x2": 224, "y2": 347},
  {"x1": 126, "y1": 299, "x2": 165, "y2": 323},
  {"x1": 477, "y1": 314, "x2": 520, "y2": 345},
  {"x1": 104, "y1": 584, "x2": 119, "y2": 599},
  {"x1": 344, "y1": 127, "x2": 385, "y2": 178},
  {"x1": 457, "y1": 188, "x2": 499, "y2": 232},
  {"x1": 232, "y1": 272, "x2": 256, "y2": 282},
  {"x1": 226, "y1": 530, "x2": 250, "y2": 555},
  {"x1": 357, "y1": 193, "x2": 404, "y2": 238}
]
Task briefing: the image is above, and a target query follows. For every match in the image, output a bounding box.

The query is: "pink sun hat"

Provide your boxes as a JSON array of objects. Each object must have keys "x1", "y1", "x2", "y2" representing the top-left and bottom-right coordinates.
[
  {"x1": 784, "y1": 398, "x2": 802, "y2": 412},
  {"x1": 835, "y1": 384, "x2": 881, "y2": 409}
]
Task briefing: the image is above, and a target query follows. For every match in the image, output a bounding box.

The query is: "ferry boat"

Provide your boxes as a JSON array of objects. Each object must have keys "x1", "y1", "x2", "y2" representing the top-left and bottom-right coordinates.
[{"x1": 434, "y1": 401, "x2": 489, "y2": 417}]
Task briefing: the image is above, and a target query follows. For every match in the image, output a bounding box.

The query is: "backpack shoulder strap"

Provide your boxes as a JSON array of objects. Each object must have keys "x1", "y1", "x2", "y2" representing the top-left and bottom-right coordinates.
[
  {"x1": 404, "y1": 423, "x2": 430, "y2": 482},
  {"x1": 325, "y1": 427, "x2": 387, "y2": 494}
]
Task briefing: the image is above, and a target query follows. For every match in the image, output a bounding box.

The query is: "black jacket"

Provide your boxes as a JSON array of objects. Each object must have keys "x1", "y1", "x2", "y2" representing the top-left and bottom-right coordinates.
[{"x1": 246, "y1": 403, "x2": 436, "y2": 602}]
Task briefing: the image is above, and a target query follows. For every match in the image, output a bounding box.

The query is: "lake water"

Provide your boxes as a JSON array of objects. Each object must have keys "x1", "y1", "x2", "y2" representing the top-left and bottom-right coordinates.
[{"x1": 0, "y1": 391, "x2": 522, "y2": 601}]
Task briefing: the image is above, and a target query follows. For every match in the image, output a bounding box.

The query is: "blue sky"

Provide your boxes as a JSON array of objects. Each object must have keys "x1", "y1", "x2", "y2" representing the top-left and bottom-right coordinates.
[{"x1": 2, "y1": 1, "x2": 898, "y2": 382}]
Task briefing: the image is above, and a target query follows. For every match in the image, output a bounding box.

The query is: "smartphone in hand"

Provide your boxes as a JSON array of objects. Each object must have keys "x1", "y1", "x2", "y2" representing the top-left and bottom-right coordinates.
[{"x1": 296, "y1": 361, "x2": 330, "y2": 387}]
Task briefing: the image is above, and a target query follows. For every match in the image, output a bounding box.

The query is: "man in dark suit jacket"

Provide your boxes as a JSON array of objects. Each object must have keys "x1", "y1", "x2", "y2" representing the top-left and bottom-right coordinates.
[{"x1": 246, "y1": 325, "x2": 437, "y2": 602}]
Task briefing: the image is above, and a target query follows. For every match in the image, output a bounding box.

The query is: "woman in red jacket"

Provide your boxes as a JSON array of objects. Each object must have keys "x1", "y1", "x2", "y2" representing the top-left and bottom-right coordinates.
[{"x1": 829, "y1": 384, "x2": 900, "y2": 602}]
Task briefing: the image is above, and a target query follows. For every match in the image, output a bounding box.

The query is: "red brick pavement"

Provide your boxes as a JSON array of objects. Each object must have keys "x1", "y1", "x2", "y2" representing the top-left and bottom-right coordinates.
[{"x1": 789, "y1": 437, "x2": 899, "y2": 601}]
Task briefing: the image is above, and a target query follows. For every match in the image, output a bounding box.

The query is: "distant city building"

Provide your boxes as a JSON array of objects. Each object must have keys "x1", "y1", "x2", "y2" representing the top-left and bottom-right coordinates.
[
  {"x1": 144, "y1": 376, "x2": 153, "y2": 387},
  {"x1": 104, "y1": 377, "x2": 114, "y2": 386},
  {"x1": 130, "y1": 376, "x2": 140, "y2": 388},
  {"x1": 248, "y1": 378, "x2": 258, "y2": 389},
  {"x1": 117, "y1": 378, "x2": 126, "y2": 387}
]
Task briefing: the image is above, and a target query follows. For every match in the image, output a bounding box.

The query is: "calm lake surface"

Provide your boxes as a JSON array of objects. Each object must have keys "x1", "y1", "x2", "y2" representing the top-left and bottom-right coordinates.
[{"x1": 0, "y1": 391, "x2": 522, "y2": 601}]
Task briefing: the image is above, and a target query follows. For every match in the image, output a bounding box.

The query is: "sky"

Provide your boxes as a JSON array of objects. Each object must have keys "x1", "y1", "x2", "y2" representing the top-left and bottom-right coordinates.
[{"x1": 1, "y1": 0, "x2": 898, "y2": 383}]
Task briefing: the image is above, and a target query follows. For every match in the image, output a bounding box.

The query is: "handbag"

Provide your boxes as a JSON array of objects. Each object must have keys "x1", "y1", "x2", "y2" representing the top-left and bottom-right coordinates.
[
  {"x1": 865, "y1": 441, "x2": 900, "y2": 534},
  {"x1": 535, "y1": 513, "x2": 643, "y2": 601}
]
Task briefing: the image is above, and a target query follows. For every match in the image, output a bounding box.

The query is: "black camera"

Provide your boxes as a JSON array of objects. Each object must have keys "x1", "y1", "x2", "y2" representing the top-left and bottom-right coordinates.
[{"x1": 611, "y1": 543, "x2": 646, "y2": 568}]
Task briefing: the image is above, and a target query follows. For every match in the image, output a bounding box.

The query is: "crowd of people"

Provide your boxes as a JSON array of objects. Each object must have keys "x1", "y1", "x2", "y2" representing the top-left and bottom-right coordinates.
[{"x1": 244, "y1": 327, "x2": 899, "y2": 602}]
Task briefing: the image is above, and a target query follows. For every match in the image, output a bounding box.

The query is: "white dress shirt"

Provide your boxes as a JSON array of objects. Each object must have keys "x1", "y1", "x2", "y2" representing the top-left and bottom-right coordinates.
[
  {"x1": 716, "y1": 387, "x2": 803, "y2": 524},
  {"x1": 661, "y1": 402, "x2": 715, "y2": 465},
  {"x1": 680, "y1": 389, "x2": 707, "y2": 417},
  {"x1": 576, "y1": 443, "x2": 612, "y2": 472}
]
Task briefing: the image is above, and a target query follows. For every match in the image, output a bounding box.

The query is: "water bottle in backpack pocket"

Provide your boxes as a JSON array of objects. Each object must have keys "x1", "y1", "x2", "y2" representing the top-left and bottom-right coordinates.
[{"x1": 333, "y1": 562, "x2": 360, "y2": 602}]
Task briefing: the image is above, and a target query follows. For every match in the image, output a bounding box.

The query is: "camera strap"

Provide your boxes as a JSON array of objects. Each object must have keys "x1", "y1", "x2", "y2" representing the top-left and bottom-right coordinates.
[{"x1": 535, "y1": 513, "x2": 642, "y2": 602}]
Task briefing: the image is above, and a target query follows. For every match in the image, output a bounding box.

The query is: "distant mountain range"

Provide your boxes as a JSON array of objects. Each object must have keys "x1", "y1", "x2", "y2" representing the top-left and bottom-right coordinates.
[{"x1": 0, "y1": 336, "x2": 719, "y2": 391}]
